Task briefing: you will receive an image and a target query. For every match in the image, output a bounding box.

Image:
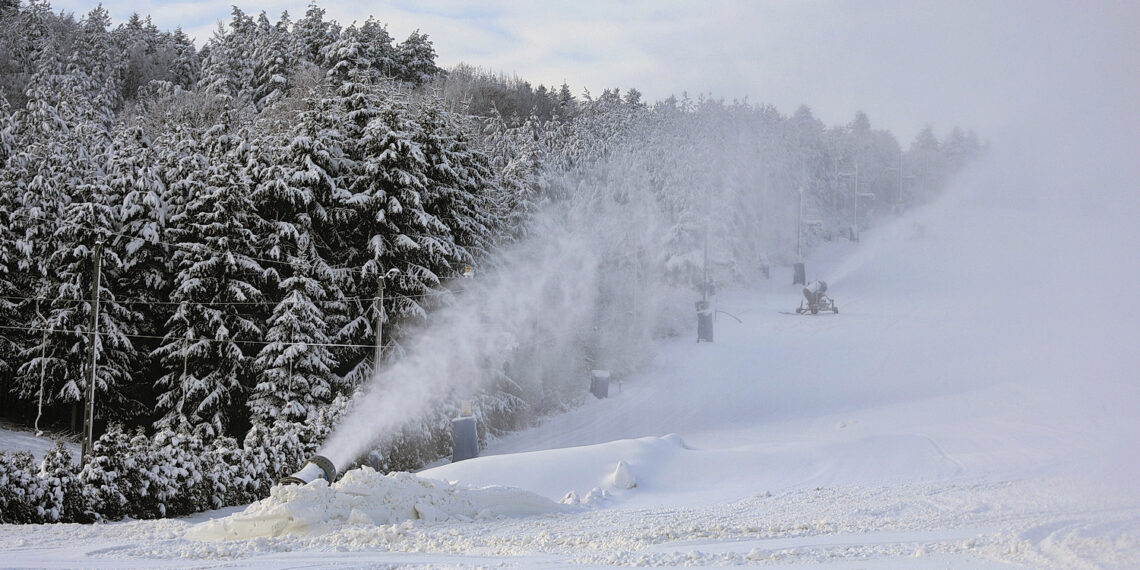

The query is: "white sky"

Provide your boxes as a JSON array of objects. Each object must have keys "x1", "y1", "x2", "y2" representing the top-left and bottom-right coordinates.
[{"x1": 48, "y1": 0, "x2": 1140, "y2": 145}]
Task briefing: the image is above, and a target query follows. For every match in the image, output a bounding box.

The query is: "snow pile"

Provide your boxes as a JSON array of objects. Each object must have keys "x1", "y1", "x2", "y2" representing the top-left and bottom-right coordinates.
[{"x1": 186, "y1": 467, "x2": 565, "y2": 540}]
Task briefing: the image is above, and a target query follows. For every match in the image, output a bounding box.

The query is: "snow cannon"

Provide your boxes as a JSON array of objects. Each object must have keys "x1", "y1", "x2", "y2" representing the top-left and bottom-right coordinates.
[
  {"x1": 796, "y1": 280, "x2": 839, "y2": 315},
  {"x1": 278, "y1": 455, "x2": 337, "y2": 486}
]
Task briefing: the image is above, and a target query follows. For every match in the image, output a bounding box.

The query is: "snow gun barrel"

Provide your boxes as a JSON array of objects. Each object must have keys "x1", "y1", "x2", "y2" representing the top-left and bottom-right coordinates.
[
  {"x1": 278, "y1": 455, "x2": 337, "y2": 486},
  {"x1": 802, "y1": 280, "x2": 828, "y2": 304}
]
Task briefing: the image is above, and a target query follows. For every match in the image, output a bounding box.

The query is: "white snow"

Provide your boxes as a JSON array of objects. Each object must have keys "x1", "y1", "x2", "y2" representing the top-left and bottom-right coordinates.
[{"x1": 2, "y1": 173, "x2": 1139, "y2": 567}]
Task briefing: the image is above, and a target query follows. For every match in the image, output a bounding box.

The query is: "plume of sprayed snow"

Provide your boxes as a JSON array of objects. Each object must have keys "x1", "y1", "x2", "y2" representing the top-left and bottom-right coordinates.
[{"x1": 319, "y1": 186, "x2": 686, "y2": 470}]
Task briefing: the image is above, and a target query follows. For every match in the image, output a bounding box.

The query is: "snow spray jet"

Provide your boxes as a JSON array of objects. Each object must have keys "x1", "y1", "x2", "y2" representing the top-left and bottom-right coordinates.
[
  {"x1": 290, "y1": 188, "x2": 683, "y2": 480},
  {"x1": 279, "y1": 220, "x2": 604, "y2": 483}
]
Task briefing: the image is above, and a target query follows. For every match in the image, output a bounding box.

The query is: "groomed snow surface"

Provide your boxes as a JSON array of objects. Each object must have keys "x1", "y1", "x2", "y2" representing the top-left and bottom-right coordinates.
[{"x1": 3, "y1": 181, "x2": 1139, "y2": 568}]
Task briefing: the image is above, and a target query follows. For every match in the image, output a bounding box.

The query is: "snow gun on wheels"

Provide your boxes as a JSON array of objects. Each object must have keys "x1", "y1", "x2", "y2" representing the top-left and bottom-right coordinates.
[
  {"x1": 796, "y1": 280, "x2": 839, "y2": 315},
  {"x1": 279, "y1": 455, "x2": 337, "y2": 486}
]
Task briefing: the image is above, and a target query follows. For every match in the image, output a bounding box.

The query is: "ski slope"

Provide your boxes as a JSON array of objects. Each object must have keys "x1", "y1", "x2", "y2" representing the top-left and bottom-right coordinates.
[{"x1": 2, "y1": 178, "x2": 1138, "y2": 568}]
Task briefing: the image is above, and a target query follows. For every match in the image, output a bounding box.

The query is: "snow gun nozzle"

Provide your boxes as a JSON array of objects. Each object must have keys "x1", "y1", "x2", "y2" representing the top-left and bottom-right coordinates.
[
  {"x1": 802, "y1": 280, "x2": 828, "y2": 304},
  {"x1": 278, "y1": 455, "x2": 337, "y2": 486}
]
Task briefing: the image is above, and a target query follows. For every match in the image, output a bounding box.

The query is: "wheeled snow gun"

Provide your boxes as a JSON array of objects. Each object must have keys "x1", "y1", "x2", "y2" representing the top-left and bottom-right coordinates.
[
  {"x1": 796, "y1": 280, "x2": 839, "y2": 315},
  {"x1": 278, "y1": 455, "x2": 337, "y2": 486}
]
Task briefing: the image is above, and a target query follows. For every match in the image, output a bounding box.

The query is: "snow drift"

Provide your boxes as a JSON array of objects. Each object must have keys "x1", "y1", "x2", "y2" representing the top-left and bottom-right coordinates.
[{"x1": 187, "y1": 467, "x2": 566, "y2": 540}]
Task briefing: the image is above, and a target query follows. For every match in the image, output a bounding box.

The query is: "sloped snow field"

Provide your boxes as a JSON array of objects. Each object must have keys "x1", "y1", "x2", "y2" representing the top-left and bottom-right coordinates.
[{"x1": 3, "y1": 175, "x2": 1138, "y2": 568}]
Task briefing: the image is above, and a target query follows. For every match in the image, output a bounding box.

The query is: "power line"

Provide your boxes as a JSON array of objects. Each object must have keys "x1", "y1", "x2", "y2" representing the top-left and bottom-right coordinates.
[
  {"x1": 8, "y1": 209, "x2": 473, "y2": 280},
  {"x1": 0, "y1": 323, "x2": 386, "y2": 350},
  {"x1": 0, "y1": 290, "x2": 449, "y2": 307}
]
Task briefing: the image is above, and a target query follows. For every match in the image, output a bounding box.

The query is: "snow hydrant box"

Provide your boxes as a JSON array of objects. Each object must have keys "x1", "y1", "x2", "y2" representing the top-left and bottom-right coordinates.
[{"x1": 590, "y1": 369, "x2": 611, "y2": 399}]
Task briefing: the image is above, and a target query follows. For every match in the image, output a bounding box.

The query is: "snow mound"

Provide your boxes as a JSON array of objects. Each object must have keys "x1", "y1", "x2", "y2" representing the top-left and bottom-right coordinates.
[
  {"x1": 186, "y1": 467, "x2": 565, "y2": 540},
  {"x1": 609, "y1": 460, "x2": 637, "y2": 489}
]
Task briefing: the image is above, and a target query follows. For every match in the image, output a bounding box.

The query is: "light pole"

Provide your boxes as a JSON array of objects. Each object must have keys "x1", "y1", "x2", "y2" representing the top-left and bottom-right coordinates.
[
  {"x1": 837, "y1": 159, "x2": 859, "y2": 242},
  {"x1": 793, "y1": 158, "x2": 807, "y2": 285},
  {"x1": 81, "y1": 239, "x2": 104, "y2": 465},
  {"x1": 374, "y1": 268, "x2": 400, "y2": 367}
]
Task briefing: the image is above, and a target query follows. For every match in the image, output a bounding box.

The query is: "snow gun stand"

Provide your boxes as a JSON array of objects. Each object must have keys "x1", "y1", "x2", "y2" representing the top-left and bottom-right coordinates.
[{"x1": 796, "y1": 280, "x2": 839, "y2": 315}]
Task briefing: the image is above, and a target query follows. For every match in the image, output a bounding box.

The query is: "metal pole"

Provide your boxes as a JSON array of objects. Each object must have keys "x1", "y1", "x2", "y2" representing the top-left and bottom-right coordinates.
[
  {"x1": 799, "y1": 157, "x2": 806, "y2": 260},
  {"x1": 853, "y1": 161, "x2": 859, "y2": 233},
  {"x1": 374, "y1": 278, "x2": 384, "y2": 367},
  {"x1": 373, "y1": 268, "x2": 399, "y2": 368},
  {"x1": 82, "y1": 239, "x2": 104, "y2": 464},
  {"x1": 897, "y1": 148, "x2": 904, "y2": 210}
]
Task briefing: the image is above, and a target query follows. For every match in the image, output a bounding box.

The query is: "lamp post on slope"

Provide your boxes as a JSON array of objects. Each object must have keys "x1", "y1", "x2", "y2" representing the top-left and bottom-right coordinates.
[
  {"x1": 837, "y1": 158, "x2": 860, "y2": 242},
  {"x1": 374, "y1": 267, "x2": 401, "y2": 368}
]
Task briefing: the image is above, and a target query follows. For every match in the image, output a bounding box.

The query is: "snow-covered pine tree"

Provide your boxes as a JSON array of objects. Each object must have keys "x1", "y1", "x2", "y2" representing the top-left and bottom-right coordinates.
[
  {"x1": 358, "y1": 17, "x2": 397, "y2": 79},
  {"x1": 294, "y1": 1, "x2": 341, "y2": 67},
  {"x1": 394, "y1": 30, "x2": 441, "y2": 87},
  {"x1": 250, "y1": 11, "x2": 295, "y2": 111},
  {"x1": 324, "y1": 23, "x2": 373, "y2": 87},
  {"x1": 414, "y1": 100, "x2": 498, "y2": 268},
  {"x1": 15, "y1": 185, "x2": 143, "y2": 426},
  {"x1": 337, "y1": 87, "x2": 449, "y2": 384},
  {"x1": 197, "y1": 7, "x2": 257, "y2": 107},
  {"x1": 247, "y1": 114, "x2": 342, "y2": 425},
  {"x1": 167, "y1": 27, "x2": 201, "y2": 91},
  {"x1": 152, "y1": 115, "x2": 265, "y2": 440}
]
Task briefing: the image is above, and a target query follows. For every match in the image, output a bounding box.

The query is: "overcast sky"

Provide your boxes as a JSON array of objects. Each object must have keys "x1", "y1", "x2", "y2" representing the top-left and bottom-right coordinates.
[{"x1": 48, "y1": 1, "x2": 1139, "y2": 148}]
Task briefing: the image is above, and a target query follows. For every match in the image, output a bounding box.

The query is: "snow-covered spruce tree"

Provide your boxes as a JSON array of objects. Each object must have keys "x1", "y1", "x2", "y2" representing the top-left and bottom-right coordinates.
[
  {"x1": 37, "y1": 441, "x2": 88, "y2": 522},
  {"x1": 414, "y1": 100, "x2": 499, "y2": 265},
  {"x1": 166, "y1": 27, "x2": 201, "y2": 92},
  {"x1": 247, "y1": 118, "x2": 342, "y2": 425},
  {"x1": 111, "y1": 125, "x2": 173, "y2": 382},
  {"x1": 322, "y1": 66, "x2": 389, "y2": 385},
  {"x1": 14, "y1": 143, "x2": 144, "y2": 424},
  {"x1": 250, "y1": 10, "x2": 296, "y2": 112},
  {"x1": 73, "y1": 5, "x2": 122, "y2": 120},
  {"x1": 197, "y1": 7, "x2": 257, "y2": 107},
  {"x1": 294, "y1": 1, "x2": 341, "y2": 66},
  {"x1": 240, "y1": 420, "x2": 308, "y2": 497},
  {"x1": 323, "y1": 23, "x2": 374, "y2": 87},
  {"x1": 394, "y1": 30, "x2": 442, "y2": 87},
  {"x1": 0, "y1": 95, "x2": 20, "y2": 379},
  {"x1": 480, "y1": 113, "x2": 551, "y2": 241},
  {"x1": 153, "y1": 115, "x2": 265, "y2": 440},
  {"x1": 123, "y1": 427, "x2": 166, "y2": 518},
  {"x1": 7, "y1": 40, "x2": 74, "y2": 281},
  {"x1": 358, "y1": 17, "x2": 398, "y2": 79},
  {"x1": 338, "y1": 85, "x2": 455, "y2": 385}
]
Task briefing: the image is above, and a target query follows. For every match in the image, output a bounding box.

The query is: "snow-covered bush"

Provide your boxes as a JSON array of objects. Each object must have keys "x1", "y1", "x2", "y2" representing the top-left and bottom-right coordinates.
[
  {"x1": 38, "y1": 442, "x2": 88, "y2": 522},
  {"x1": 0, "y1": 451, "x2": 44, "y2": 523},
  {"x1": 79, "y1": 424, "x2": 132, "y2": 520}
]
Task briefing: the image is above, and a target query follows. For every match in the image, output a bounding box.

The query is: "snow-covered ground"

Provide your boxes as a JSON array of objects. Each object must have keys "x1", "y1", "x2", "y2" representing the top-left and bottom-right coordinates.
[{"x1": 3, "y1": 174, "x2": 1138, "y2": 568}]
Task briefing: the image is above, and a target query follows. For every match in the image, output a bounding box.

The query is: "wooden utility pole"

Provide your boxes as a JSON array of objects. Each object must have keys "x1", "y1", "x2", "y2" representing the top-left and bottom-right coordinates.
[
  {"x1": 374, "y1": 278, "x2": 385, "y2": 367},
  {"x1": 81, "y1": 240, "x2": 104, "y2": 464}
]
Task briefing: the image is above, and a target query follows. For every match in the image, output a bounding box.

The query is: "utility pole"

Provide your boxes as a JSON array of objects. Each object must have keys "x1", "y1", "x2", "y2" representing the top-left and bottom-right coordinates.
[
  {"x1": 373, "y1": 278, "x2": 385, "y2": 367},
  {"x1": 81, "y1": 239, "x2": 104, "y2": 464},
  {"x1": 793, "y1": 158, "x2": 807, "y2": 285},
  {"x1": 374, "y1": 268, "x2": 400, "y2": 368}
]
